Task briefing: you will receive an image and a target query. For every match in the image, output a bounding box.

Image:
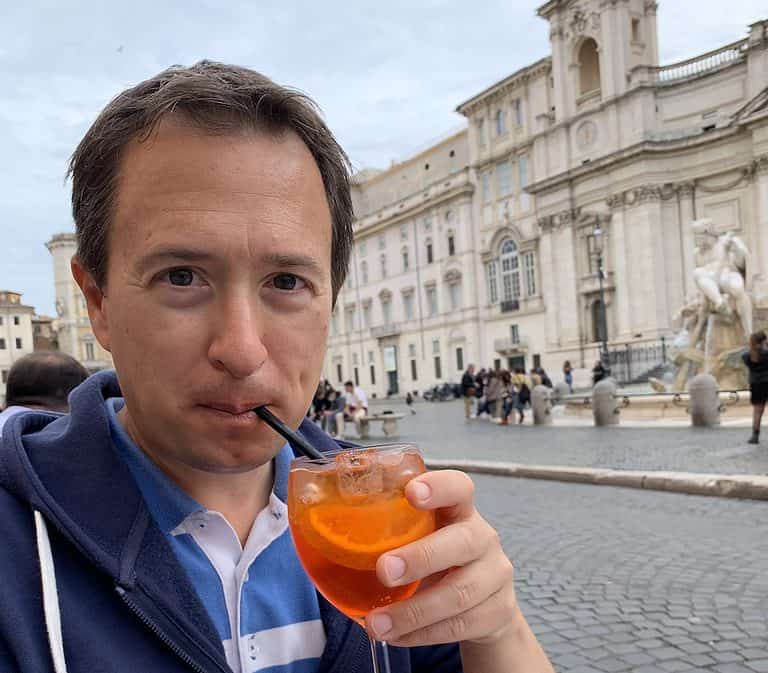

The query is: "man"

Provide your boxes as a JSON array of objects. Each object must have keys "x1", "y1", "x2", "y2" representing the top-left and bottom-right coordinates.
[
  {"x1": 0, "y1": 62, "x2": 553, "y2": 673},
  {"x1": 0, "y1": 351, "x2": 89, "y2": 435},
  {"x1": 460, "y1": 364, "x2": 476, "y2": 419},
  {"x1": 335, "y1": 380, "x2": 368, "y2": 439}
]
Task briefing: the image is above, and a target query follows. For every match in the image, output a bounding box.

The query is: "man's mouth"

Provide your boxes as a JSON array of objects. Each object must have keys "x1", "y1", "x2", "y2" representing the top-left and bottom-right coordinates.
[{"x1": 199, "y1": 402, "x2": 267, "y2": 416}]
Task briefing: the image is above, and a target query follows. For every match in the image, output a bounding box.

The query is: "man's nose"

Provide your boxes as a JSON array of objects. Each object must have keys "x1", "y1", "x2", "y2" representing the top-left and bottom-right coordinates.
[{"x1": 207, "y1": 294, "x2": 268, "y2": 379}]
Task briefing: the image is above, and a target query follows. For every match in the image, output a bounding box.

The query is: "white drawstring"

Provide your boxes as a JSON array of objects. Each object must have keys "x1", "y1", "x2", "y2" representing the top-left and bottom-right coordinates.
[{"x1": 34, "y1": 510, "x2": 68, "y2": 673}]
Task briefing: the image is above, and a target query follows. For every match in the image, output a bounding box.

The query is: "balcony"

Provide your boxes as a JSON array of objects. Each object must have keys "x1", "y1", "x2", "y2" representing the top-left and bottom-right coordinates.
[
  {"x1": 500, "y1": 299, "x2": 520, "y2": 313},
  {"x1": 371, "y1": 323, "x2": 401, "y2": 339},
  {"x1": 494, "y1": 336, "x2": 529, "y2": 354}
]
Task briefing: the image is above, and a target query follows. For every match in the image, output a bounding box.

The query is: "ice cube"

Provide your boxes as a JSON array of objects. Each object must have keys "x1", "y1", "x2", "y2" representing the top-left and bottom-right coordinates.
[{"x1": 335, "y1": 449, "x2": 383, "y2": 501}]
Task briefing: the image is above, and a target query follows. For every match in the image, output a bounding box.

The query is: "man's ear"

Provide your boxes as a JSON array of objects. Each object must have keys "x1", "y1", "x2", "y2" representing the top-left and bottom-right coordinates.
[{"x1": 71, "y1": 257, "x2": 111, "y2": 353}]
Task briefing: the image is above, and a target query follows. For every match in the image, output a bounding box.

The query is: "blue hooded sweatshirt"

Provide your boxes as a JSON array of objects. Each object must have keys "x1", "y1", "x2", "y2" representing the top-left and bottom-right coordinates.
[{"x1": 0, "y1": 371, "x2": 462, "y2": 673}]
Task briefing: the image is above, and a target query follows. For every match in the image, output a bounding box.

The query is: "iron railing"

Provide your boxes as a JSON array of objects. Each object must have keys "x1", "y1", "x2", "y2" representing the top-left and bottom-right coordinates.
[{"x1": 603, "y1": 338, "x2": 669, "y2": 385}]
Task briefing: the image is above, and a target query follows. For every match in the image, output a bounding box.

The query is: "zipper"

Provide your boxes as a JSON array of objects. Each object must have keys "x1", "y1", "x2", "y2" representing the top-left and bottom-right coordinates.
[{"x1": 115, "y1": 585, "x2": 212, "y2": 673}]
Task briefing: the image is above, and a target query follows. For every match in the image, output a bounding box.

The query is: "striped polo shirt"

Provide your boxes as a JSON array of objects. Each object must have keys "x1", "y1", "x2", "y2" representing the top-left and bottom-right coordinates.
[{"x1": 106, "y1": 398, "x2": 325, "y2": 673}]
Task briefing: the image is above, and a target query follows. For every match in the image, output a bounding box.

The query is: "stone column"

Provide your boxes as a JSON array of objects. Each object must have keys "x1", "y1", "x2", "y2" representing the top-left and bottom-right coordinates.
[
  {"x1": 607, "y1": 194, "x2": 631, "y2": 339},
  {"x1": 677, "y1": 182, "x2": 696, "y2": 301},
  {"x1": 538, "y1": 223, "x2": 560, "y2": 348},
  {"x1": 754, "y1": 157, "x2": 768, "y2": 289}
]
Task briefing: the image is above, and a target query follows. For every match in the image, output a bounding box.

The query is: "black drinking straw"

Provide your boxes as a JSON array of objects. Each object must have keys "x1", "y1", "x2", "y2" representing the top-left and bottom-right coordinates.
[{"x1": 254, "y1": 406, "x2": 324, "y2": 460}]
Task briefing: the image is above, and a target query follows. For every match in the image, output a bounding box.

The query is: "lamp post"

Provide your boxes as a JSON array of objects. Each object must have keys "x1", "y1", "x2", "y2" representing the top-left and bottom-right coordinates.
[{"x1": 593, "y1": 224, "x2": 610, "y2": 372}]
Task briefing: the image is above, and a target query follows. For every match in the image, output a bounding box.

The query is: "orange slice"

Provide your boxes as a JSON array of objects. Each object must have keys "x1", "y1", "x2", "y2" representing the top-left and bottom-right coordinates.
[{"x1": 299, "y1": 497, "x2": 435, "y2": 571}]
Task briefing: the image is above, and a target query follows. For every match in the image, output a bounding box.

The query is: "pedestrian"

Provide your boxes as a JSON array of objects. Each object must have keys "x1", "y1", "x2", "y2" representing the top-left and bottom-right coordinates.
[
  {"x1": 324, "y1": 389, "x2": 346, "y2": 437},
  {"x1": 499, "y1": 369, "x2": 515, "y2": 426},
  {"x1": 0, "y1": 62, "x2": 552, "y2": 673},
  {"x1": 512, "y1": 368, "x2": 531, "y2": 424},
  {"x1": 480, "y1": 370, "x2": 501, "y2": 419},
  {"x1": 405, "y1": 390, "x2": 416, "y2": 414},
  {"x1": 530, "y1": 368, "x2": 542, "y2": 388},
  {"x1": 538, "y1": 367, "x2": 553, "y2": 389},
  {"x1": 461, "y1": 363, "x2": 477, "y2": 419},
  {"x1": 563, "y1": 360, "x2": 573, "y2": 392},
  {"x1": 0, "y1": 351, "x2": 90, "y2": 436},
  {"x1": 743, "y1": 330, "x2": 768, "y2": 444},
  {"x1": 592, "y1": 360, "x2": 607, "y2": 386}
]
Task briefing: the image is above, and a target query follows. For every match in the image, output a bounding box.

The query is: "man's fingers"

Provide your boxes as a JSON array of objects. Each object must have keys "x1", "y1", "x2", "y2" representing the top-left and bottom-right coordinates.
[
  {"x1": 405, "y1": 469, "x2": 476, "y2": 523},
  {"x1": 377, "y1": 514, "x2": 498, "y2": 587}
]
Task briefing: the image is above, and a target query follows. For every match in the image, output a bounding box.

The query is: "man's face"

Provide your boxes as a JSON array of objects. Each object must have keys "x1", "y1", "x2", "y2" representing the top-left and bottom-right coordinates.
[
  {"x1": 76, "y1": 120, "x2": 333, "y2": 473},
  {"x1": 344, "y1": 384, "x2": 353, "y2": 394}
]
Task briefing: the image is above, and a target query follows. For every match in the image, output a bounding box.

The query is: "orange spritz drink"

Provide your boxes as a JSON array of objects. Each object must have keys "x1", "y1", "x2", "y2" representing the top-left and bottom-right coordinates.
[{"x1": 288, "y1": 445, "x2": 435, "y2": 622}]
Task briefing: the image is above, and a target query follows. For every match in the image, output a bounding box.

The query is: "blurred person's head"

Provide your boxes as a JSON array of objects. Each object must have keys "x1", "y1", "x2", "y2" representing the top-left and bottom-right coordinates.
[
  {"x1": 4, "y1": 352, "x2": 89, "y2": 412},
  {"x1": 749, "y1": 330, "x2": 767, "y2": 361},
  {"x1": 68, "y1": 61, "x2": 353, "y2": 476},
  {"x1": 344, "y1": 381, "x2": 354, "y2": 393}
]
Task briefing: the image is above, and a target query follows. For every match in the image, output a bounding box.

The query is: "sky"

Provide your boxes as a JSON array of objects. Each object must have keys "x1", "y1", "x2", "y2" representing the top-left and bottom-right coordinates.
[{"x1": 1, "y1": 0, "x2": 766, "y2": 317}]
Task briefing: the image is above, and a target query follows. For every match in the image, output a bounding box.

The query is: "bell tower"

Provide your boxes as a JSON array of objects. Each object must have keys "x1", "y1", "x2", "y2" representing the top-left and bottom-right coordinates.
[{"x1": 538, "y1": 0, "x2": 660, "y2": 121}]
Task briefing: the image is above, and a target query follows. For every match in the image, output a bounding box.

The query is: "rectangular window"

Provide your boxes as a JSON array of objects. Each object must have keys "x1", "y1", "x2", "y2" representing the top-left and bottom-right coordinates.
[
  {"x1": 496, "y1": 162, "x2": 512, "y2": 197},
  {"x1": 511, "y1": 325, "x2": 520, "y2": 344},
  {"x1": 380, "y1": 254, "x2": 387, "y2": 279},
  {"x1": 408, "y1": 343, "x2": 417, "y2": 358},
  {"x1": 382, "y1": 300, "x2": 392, "y2": 325},
  {"x1": 427, "y1": 287, "x2": 438, "y2": 316},
  {"x1": 352, "y1": 352, "x2": 359, "y2": 366},
  {"x1": 331, "y1": 312, "x2": 339, "y2": 336},
  {"x1": 631, "y1": 17, "x2": 641, "y2": 42},
  {"x1": 336, "y1": 364, "x2": 343, "y2": 383},
  {"x1": 403, "y1": 294, "x2": 415, "y2": 321},
  {"x1": 361, "y1": 262, "x2": 369, "y2": 285},
  {"x1": 85, "y1": 342, "x2": 95, "y2": 361},
  {"x1": 378, "y1": 234, "x2": 386, "y2": 250},
  {"x1": 494, "y1": 358, "x2": 502, "y2": 371},
  {"x1": 368, "y1": 350, "x2": 375, "y2": 364},
  {"x1": 363, "y1": 304, "x2": 372, "y2": 328},
  {"x1": 402, "y1": 249, "x2": 409, "y2": 272},
  {"x1": 495, "y1": 109, "x2": 507, "y2": 136},
  {"x1": 518, "y1": 156, "x2": 529, "y2": 189},
  {"x1": 481, "y1": 171, "x2": 492, "y2": 204},
  {"x1": 359, "y1": 241, "x2": 367, "y2": 257},
  {"x1": 13, "y1": 316, "x2": 19, "y2": 326},
  {"x1": 514, "y1": 99, "x2": 523, "y2": 127},
  {"x1": 370, "y1": 365, "x2": 376, "y2": 385},
  {"x1": 533, "y1": 354, "x2": 541, "y2": 370},
  {"x1": 15, "y1": 338, "x2": 22, "y2": 349},
  {"x1": 0, "y1": 338, "x2": 5, "y2": 350},
  {"x1": 456, "y1": 347, "x2": 464, "y2": 371},
  {"x1": 400, "y1": 223, "x2": 408, "y2": 240},
  {"x1": 345, "y1": 309, "x2": 356, "y2": 333},
  {"x1": 434, "y1": 356, "x2": 442, "y2": 379},
  {"x1": 447, "y1": 235, "x2": 456, "y2": 257},
  {"x1": 346, "y1": 275, "x2": 353, "y2": 290},
  {"x1": 423, "y1": 216, "x2": 432, "y2": 233},
  {"x1": 586, "y1": 235, "x2": 600, "y2": 274},
  {"x1": 523, "y1": 251, "x2": 537, "y2": 296},
  {"x1": 449, "y1": 283, "x2": 461, "y2": 311},
  {"x1": 487, "y1": 262, "x2": 498, "y2": 304},
  {"x1": 354, "y1": 367, "x2": 360, "y2": 386},
  {"x1": 411, "y1": 359, "x2": 418, "y2": 381},
  {"x1": 432, "y1": 339, "x2": 440, "y2": 355},
  {"x1": 426, "y1": 242, "x2": 434, "y2": 265},
  {"x1": 478, "y1": 118, "x2": 486, "y2": 146}
]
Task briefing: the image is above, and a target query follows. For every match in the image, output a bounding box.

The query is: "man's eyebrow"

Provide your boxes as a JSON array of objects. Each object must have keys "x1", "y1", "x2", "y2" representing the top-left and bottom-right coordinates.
[{"x1": 135, "y1": 247, "x2": 325, "y2": 276}]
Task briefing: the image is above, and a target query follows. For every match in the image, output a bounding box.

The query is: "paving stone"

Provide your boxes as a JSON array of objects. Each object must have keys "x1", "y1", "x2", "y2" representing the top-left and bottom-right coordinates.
[{"x1": 746, "y1": 661, "x2": 768, "y2": 673}]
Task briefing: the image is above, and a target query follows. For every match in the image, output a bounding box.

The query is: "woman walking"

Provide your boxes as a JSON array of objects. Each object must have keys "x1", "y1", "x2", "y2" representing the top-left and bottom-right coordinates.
[
  {"x1": 742, "y1": 330, "x2": 768, "y2": 444},
  {"x1": 563, "y1": 360, "x2": 573, "y2": 393}
]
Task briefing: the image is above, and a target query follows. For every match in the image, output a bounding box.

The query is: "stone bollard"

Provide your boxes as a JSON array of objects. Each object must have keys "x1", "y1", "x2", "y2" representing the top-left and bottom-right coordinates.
[
  {"x1": 553, "y1": 382, "x2": 571, "y2": 404},
  {"x1": 688, "y1": 373, "x2": 720, "y2": 426},
  {"x1": 532, "y1": 385, "x2": 553, "y2": 425},
  {"x1": 593, "y1": 378, "x2": 619, "y2": 426}
]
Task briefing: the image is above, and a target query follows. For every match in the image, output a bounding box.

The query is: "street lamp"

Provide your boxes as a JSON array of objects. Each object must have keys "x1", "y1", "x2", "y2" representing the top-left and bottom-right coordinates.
[{"x1": 593, "y1": 224, "x2": 610, "y2": 372}]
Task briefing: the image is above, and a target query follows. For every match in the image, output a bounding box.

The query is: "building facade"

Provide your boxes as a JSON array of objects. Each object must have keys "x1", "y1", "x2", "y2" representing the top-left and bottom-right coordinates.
[
  {"x1": 0, "y1": 291, "x2": 35, "y2": 405},
  {"x1": 323, "y1": 1, "x2": 768, "y2": 397},
  {"x1": 46, "y1": 233, "x2": 113, "y2": 372}
]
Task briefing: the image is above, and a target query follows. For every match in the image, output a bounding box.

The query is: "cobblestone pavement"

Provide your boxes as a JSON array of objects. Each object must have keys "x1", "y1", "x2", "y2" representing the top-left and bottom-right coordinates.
[
  {"x1": 476, "y1": 474, "x2": 768, "y2": 673},
  {"x1": 362, "y1": 399, "x2": 768, "y2": 475}
]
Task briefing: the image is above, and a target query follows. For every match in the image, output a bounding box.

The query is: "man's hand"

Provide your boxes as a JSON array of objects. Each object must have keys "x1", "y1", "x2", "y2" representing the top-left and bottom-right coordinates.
[{"x1": 365, "y1": 470, "x2": 518, "y2": 646}]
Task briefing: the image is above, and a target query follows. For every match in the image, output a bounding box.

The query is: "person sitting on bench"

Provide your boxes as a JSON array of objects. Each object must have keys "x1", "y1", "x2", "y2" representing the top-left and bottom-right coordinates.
[{"x1": 335, "y1": 380, "x2": 368, "y2": 439}]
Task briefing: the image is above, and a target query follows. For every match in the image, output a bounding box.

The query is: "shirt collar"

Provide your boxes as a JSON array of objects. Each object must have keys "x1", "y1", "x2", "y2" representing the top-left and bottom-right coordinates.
[{"x1": 106, "y1": 397, "x2": 292, "y2": 533}]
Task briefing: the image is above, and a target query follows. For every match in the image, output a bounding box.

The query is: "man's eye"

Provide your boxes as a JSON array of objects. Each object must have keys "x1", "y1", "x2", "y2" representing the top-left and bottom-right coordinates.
[
  {"x1": 273, "y1": 274, "x2": 305, "y2": 291},
  {"x1": 167, "y1": 269, "x2": 195, "y2": 286}
]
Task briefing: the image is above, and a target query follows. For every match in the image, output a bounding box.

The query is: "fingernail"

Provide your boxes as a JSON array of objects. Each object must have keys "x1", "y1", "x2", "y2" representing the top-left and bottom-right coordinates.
[
  {"x1": 371, "y1": 613, "x2": 393, "y2": 638},
  {"x1": 384, "y1": 555, "x2": 406, "y2": 582},
  {"x1": 412, "y1": 480, "x2": 431, "y2": 502}
]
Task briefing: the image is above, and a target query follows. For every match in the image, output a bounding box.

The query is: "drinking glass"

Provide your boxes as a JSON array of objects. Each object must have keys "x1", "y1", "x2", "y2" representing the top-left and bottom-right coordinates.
[{"x1": 288, "y1": 444, "x2": 435, "y2": 673}]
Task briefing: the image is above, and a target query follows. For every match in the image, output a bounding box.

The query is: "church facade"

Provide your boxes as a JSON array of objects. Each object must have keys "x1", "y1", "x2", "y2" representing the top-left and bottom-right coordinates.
[{"x1": 322, "y1": 0, "x2": 768, "y2": 397}]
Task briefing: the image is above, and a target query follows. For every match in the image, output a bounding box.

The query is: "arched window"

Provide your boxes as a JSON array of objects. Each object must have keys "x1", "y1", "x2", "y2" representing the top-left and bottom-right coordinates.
[
  {"x1": 447, "y1": 231, "x2": 456, "y2": 257},
  {"x1": 500, "y1": 239, "x2": 521, "y2": 301},
  {"x1": 426, "y1": 238, "x2": 434, "y2": 264},
  {"x1": 592, "y1": 299, "x2": 606, "y2": 343},
  {"x1": 579, "y1": 39, "x2": 601, "y2": 96}
]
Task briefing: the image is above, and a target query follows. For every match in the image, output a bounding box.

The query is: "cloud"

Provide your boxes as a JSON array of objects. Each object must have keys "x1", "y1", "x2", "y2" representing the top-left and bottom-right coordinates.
[{"x1": 0, "y1": 0, "x2": 764, "y2": 316}]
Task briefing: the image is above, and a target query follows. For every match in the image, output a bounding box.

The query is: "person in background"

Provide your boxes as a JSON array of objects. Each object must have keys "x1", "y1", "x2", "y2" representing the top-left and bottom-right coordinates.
[
  {"x1": 743, "y1": 330, "x2": 768, "y2": 444},
  {"x1": 512, "y1": 368, "x2": 531, "y2": 424},
  {"x1": 563, "y1": 360, "x2": 573, "y2": 393},
  {"x1": 324, "y1": 389, "x2": 346, "y2": 437},
  {"x1": 0, "y1": 351, "x2": 89, "y2": 436},
  {"x1": 461, "y1": 364, "x2": 476, "y2": 419},
  {"x1": 530, "y1": 368, "x2": 542, "y2": 388},
  {"x1": 499, "y1": 369, "x2": 515, "y2": 426},
  {"x1": 538, "y1": 367, "x2": 553, "y2": 388},
  {"x1": 405, "y1": 390, "x2": 416, "y2": 414},
  {"x1": 479, "y1": 369, "x2": 501, "y2": 420},
  {"x1": 335, "y1": 380, "x2": 369, "y2": 439}
]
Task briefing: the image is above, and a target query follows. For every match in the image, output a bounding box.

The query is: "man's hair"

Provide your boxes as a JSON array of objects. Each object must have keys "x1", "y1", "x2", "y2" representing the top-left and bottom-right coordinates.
[
  {"x1": 68, "y1": 60, "x2": 354, "y2": 300},
  {"x1": 344, "y1": 380, "x2": 354, "y2": 387},
  {"x1": 5, "y1": 351, "x2": 90, "y2": 412}
]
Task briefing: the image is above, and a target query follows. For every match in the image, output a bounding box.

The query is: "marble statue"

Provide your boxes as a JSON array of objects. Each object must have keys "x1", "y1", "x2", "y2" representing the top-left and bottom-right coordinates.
[{"x1": 671, "y1": 219, "x2": 752, "y2": 391}]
